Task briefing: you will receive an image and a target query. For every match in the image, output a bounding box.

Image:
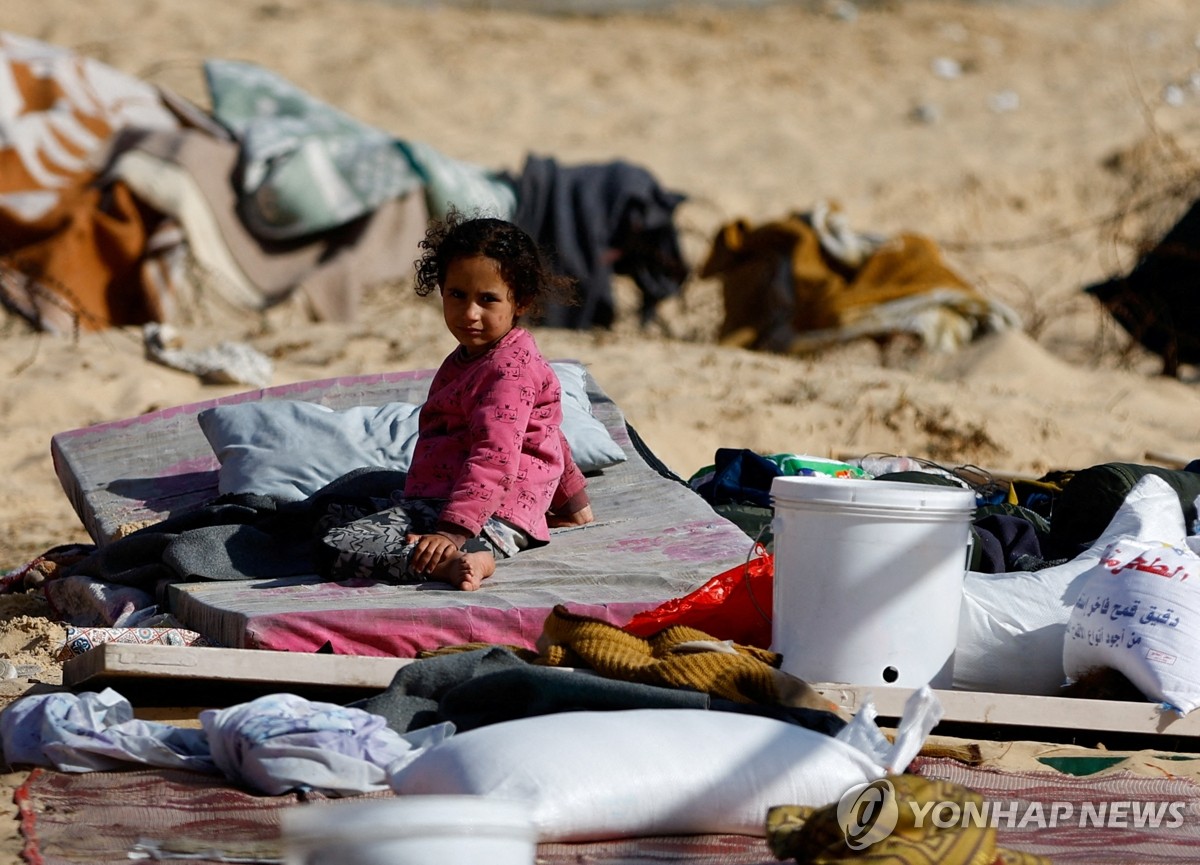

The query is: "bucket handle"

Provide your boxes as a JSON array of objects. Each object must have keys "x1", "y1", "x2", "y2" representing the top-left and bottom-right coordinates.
[{"x1": 744, "y1": 524, "x2": 772, "y2": 627}]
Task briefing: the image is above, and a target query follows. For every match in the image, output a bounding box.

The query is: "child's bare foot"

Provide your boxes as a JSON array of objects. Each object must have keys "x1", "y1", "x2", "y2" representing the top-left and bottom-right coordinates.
[{"x1": 430, "y1": 549, "x2": 496, "y2": 591}]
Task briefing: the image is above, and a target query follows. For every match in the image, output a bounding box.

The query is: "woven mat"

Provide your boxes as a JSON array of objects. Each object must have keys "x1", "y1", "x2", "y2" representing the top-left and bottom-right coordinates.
[
  {"x1": 15, "y1": 767, "x2": 778, "y2": 865},
  {"x1": 22, "y1": 760, "x2": 1200, "y2": 864},
  {"x1": 911, "y1": 756, "x2": 1200, "y2": 863}
]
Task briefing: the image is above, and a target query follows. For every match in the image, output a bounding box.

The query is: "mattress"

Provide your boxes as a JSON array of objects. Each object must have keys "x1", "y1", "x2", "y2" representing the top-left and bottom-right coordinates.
[{"x1": 50, "y1": 362, "x2": 757, "y2": 655}]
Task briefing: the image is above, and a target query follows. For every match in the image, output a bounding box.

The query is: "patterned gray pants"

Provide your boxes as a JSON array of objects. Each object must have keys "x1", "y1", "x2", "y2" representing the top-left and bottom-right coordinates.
[{"x1": 319, "y1": 497, "x2": 529, "y2": 583}]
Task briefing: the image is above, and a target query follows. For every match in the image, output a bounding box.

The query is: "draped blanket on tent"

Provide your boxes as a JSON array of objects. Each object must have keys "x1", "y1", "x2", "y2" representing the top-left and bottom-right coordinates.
[
  {"x1": 1085, "y1": 198, "x2": 1200, "y2": 378},
  {"x1": 0, "y1": 33, "x2": 690, "y2": 336},
  {"x1": 0, "y1": 32, "x2": 183, "y2": 332},
  {"x1": 700, "y1": 202, "x2": 1022, "y2": 355},
  {"x1": 0, "y1": 33, "x2": 429, "y2": 331}
]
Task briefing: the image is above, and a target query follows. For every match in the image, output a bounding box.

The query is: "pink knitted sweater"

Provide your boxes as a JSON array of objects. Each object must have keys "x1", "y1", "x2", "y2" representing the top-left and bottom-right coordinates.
[{"x1": 404, "y1": 327, "x2": 589, "y2": 543}]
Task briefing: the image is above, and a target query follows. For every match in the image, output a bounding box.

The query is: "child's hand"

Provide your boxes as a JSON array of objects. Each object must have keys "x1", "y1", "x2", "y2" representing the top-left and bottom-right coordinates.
[
  {"x1": 548, "y1": 504, "x2": 594, "y2": 528},
  {"x1": 408, "y1": 533, "x2": 460, "y2": 575}
]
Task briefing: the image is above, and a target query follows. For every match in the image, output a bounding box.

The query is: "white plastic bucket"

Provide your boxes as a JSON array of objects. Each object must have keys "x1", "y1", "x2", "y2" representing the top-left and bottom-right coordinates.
[
  {"x1": 770, "y1": 475, "x2": 975, "y2": 689},
  {"x1": 281, "y1": 795, "x2": 537, "y2": 865}
]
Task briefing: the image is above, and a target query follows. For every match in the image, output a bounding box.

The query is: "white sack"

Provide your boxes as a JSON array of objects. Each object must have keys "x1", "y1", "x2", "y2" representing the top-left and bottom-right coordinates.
[
  {"x1": 1064, "y1": 537, "x2": 1200, "y2": 714},
  {"x1": 954, "y1": 475, "x2": 1188, "y2": 695},
  {"x1": 388, "y1": 691, "x2": 941, "y2": 842}
]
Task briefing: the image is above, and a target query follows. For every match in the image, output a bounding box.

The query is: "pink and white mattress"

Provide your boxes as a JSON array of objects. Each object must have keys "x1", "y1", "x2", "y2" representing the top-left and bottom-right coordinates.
[{"x1": 50, "y1": 363, "x2": 755, "y2": 656}]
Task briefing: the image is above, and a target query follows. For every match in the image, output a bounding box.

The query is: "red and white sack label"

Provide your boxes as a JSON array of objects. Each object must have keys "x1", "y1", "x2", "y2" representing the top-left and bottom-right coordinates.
[{"x1": 1063, "y1": 539, "x2": 1200, "y2": 714}]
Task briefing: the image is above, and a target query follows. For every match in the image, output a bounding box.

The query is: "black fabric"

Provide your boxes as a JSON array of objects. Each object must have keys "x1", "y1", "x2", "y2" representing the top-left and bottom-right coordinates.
[
  {"x1": 970, "y1": 512, "x2": 1045, "y2": 574},
  {"x1": 626, "y1": 422, "x2": 688, "y2": 486},
  {"x1": 874, "y1": 472, "x2": 1062, "y2": 572},
  {"x1": 507, "y1": 153, "x2": 688, "y2": 329},
  {"x1": 1046, "y1": 462, "x2": 1200, "y2": 559},
  {"x1": 67, "y1": 468, "x2": 409, "y2": 587},
  {"x1": 1085, "y1": 199, "x2": 1200, "y2": 376},
  {"x1": 353, "y1": 646, "x2": 707, "y2": 733},
  {"x1": 351, "y1": 646, "x2": 528, "y2": 733},
  {"x1": 350, "y1": 646, "x2": 847, "y2": 738},
  {"x1": 690, "y1": 448, "x2": 784, "y2": 509},
  {"x1": 872, "y1": 470, "x2": 965, "y2": 489},
  {"x1": 974, "y1": 501, "x2": 1051, "y2": 537},
  {"x1": 1005, "y1": 473, "x2": 1072, "y2": 525},
  {"x1": 438, "y1": 666, "x2": 712, "y2": 732},
  {"x1": 708, "y1": 698, "x2": 848, "y2": 738}
]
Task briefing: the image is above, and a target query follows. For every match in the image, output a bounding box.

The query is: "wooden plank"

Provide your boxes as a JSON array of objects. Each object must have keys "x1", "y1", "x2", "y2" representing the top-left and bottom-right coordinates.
[
  {"x1": 814, "y1": 682, "x2": 1200, "y2": 738},
  {"x1": 63, "y1": 642, "x2": 414, "y2": 694},
  {"x1": 67, "y1": 646, "x2": 1200, "y2": 744},
  {"x1": 60, "y1": 643, "x2": 593, "y2": 709},
  {"x1": 1145, "y1": 449, "x2": 1191, "y2": 469}
]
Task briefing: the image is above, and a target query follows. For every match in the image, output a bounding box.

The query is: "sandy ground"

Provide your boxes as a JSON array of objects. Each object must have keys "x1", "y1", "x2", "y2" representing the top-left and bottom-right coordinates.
[{"x1": 3, "y1": 0, "x2": 1200, "y2": 860}]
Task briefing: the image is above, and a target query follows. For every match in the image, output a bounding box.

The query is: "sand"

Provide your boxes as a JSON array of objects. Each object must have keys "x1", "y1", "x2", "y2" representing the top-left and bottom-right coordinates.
[{"x1": 2, "y1": 0, "x2": 1200, "y2": 860}]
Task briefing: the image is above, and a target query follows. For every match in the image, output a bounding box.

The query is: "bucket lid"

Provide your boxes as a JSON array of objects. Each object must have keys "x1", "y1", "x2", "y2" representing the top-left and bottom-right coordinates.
[
  {"x1": 770, "y1": 474, "x2": 975, "y2": 513},
  {"x1": 281, "y1": 795, "x2": 536, "y2": 843}
]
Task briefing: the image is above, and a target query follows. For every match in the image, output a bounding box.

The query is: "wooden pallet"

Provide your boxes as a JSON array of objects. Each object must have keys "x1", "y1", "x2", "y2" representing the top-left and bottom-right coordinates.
[
  {"x1": 814, "y1": 682, "x2": 1200, "y2": 749},
  {"x1": 63, "y1": 644, "x2": 1200, "y2": 749},
  {"x1": 62, "y1": 642, "x2": 415, "y2": 705}
]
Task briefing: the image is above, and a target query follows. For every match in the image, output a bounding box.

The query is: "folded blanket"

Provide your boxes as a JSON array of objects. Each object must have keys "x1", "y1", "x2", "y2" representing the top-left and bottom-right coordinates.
[
  {"x1": 536, "y1": 604, "x2": 844, "y2": 713},
  {"x1": 63, "y1": 469, "x2": 409, "y2": 586},
  {"x1": 353, "y1": 645, "x2": 712, "y2": 734}
]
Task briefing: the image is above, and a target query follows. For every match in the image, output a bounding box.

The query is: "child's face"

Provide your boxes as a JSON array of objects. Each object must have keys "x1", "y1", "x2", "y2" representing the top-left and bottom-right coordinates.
[{"x1": 440, "y1": 255, "x2": 527, "y2": 358}]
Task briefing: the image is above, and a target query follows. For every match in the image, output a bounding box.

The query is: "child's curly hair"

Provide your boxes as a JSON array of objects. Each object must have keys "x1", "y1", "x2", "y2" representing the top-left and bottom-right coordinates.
[{"x1": 413, "y1": 209, "x2": 576, "y2": 317}]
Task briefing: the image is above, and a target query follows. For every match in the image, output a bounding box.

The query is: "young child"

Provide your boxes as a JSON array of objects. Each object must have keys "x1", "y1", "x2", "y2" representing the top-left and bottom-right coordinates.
[{"x1": 319, "y1": 212, "x2": 594, "y2": 590}]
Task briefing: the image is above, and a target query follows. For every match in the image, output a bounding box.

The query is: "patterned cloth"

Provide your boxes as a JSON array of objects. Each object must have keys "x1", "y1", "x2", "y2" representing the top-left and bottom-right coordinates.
[
  {"x1": 205, "y1": 57, "x2": 514, "y2": 239},
  {"x1": 0, "y1": 35, "x2": 430, "y2": 333},
  {"x1": 767, "y1": 774, "x2": 1051, "y2": 865},
  {"x1": 204, "y1": 58, "x2": 423, "y2": 240},
  {"x1": 57, "y1": 624, "x2": 221, "y2": 661},
  {"x1": 318, "y1": 496, "x2": 527, "y2": 583}
]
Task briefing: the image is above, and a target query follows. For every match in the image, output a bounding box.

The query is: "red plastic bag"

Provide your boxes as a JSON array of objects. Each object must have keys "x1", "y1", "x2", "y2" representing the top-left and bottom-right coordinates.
[{"x1": 623, "y1": 546, "x2": 774, "y2": 648}]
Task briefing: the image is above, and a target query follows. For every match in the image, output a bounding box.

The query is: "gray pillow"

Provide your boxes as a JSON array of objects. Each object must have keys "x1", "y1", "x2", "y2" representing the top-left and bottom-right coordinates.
[
  {"x1": 198, "y1": 364, "x2": 626, "y2": 503},
  {"x1": 550, "y1": 362, "x2": 627, "y2": 476},
  {"x1": 198, "y1": 400, "x2": 422, "y2": 502}
]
